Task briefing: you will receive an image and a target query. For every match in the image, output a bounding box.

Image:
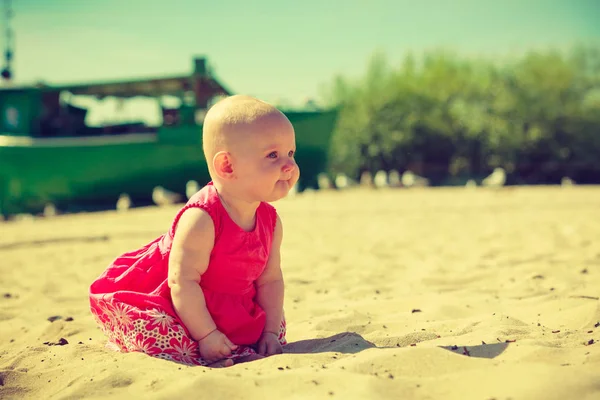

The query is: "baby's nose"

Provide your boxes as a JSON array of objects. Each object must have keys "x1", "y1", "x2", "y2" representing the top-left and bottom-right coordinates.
[{"x1": 282, "y1": 159, "x2": 296, "y2": 172}]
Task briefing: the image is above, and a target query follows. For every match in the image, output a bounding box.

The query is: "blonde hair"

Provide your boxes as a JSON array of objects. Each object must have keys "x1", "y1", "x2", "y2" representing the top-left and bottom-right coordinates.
[{"x1": 202, "y1": 95, "x2": 285, "y2": 175}]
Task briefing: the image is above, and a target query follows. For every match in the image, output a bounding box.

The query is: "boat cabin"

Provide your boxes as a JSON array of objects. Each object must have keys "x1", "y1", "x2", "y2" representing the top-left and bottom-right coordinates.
[{"x1": 0, "y1": 57, "x2": 230, "y2": 139}]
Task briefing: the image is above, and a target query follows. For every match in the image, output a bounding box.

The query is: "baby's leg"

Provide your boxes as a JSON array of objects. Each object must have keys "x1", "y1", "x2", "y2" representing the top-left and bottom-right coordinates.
[
  {"x1": 92, "y1": 298, "x2": 208, "y2": 366},
  {"x1": 92, "y1": 298, "x2": 285, "y2": 366}
]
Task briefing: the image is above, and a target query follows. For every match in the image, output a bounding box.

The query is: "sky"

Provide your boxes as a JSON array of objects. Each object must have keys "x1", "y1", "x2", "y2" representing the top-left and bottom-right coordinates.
[{"x1": 3, "y1": 0, "x2": 600, "y2": 106}]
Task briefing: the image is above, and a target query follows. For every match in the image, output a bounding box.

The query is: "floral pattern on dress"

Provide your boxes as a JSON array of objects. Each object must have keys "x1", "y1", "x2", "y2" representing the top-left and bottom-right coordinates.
[{"x1": 90, "y1": 297, "x2": 287, "y2": 366}]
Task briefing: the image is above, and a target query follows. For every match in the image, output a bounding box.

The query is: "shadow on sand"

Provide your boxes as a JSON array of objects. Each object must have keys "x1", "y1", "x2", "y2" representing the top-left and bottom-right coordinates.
[{"x1": 283, "y1": 332, "x2": 510, "y2": 359}]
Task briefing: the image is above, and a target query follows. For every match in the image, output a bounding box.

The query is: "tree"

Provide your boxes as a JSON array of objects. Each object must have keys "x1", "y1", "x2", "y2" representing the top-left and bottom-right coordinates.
[{"x1": 322, "y1": 45, "x2": 600, "y2": 185}]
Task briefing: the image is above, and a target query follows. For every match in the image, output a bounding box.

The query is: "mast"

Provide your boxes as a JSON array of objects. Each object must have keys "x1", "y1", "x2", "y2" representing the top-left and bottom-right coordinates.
[{"x1": 1, "y1": 0, "x2": 13, "y2": 81}]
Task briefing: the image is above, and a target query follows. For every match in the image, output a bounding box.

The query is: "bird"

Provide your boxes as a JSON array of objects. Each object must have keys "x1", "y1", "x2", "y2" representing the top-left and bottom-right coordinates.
[
  {"x1": 373, "y1": 170, "x2": 388, "y2": 188},
  {"x1": 186, "y1": 180, "x2": 200, "y2": 200},
  {"x1": 401, "y1": 170, "x2": 429, "y2": 188},
  {"x1": 317, "y1": 173, "x2": 333, "y2": 190},
  {"x1": 561, "y1": 177, "x2": 575, "y2": 187},
  {"x1": 482, "y1": 167, "x2": 506, "y2": 188},
  {"x1": 388, "y1": 170, "x2": 401, "y2": 187},
  {"x1": 465, "y1": 179, "x2": 477, "y2": 189},
  {"x1": 116, "y1": 193, "x2": 132, "y2": 212},
  {"x1": 334, "y1": 173, "x2": 357, "y2": 189},
  {"x1": 152, "y1": 186, "x2": 183, "y2": 206},
  {"x1": 43, "y1": 203, "x2": 58, "y2": 217},
  {"x1": 360, "y1": 171, "x2": 373, "y2": 187}
]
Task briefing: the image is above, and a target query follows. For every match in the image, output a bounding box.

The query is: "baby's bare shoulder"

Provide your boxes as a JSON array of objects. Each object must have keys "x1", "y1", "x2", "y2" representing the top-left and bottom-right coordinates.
[{"x1": 174, "y1": 207, "x2": 215, "y2": 246}]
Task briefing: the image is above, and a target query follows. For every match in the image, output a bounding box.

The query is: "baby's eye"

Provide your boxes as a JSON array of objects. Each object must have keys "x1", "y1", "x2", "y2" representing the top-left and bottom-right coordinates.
[
  {"x1": 267, "y1": 151, "x2": 278, "y2": 159},
  {"x1": 288, "y1": 150, "x2": 295, "y2": 157}
]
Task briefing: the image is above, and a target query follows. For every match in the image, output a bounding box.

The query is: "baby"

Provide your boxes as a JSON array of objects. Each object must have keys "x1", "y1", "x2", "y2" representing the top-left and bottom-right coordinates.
[{"x1": 89, "y1": 95, "x2": 299, "y2": 367}]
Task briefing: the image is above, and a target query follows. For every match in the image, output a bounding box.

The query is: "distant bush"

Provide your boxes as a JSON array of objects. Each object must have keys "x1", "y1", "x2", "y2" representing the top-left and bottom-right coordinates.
[{"x1": 321, "y1": 46, "x2": 600, "y2": 185}]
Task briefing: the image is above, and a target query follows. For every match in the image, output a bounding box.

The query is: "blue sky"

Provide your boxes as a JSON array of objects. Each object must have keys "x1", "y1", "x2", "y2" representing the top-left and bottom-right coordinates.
[{"x1": 4, "y1": 0, "x2": 600, "y2": 105}]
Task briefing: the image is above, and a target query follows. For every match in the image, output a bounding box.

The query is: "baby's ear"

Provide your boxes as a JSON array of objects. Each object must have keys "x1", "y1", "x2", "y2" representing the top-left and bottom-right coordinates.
[{"x1": 213, "y1": 151, "x2": 235, "y2": 180}]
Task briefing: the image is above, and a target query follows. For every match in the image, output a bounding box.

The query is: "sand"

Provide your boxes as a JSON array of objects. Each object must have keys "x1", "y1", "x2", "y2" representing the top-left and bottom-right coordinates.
[{"x1": 1, "y1": 186, "x2": 599, "y2": 399}]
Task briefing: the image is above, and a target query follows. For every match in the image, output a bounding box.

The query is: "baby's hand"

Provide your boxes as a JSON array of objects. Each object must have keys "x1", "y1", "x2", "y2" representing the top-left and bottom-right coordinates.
[
  {"x1": 257, "y1": 331, "x2": 283, "y2": 357},
  {"x1": 198, "y1": 330, "x2": 238, "y2": 363}
]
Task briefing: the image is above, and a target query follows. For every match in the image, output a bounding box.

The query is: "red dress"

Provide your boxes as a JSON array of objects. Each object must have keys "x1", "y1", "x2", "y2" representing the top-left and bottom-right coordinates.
[{"x1": 89, "y1": 182, "x2": 286, "y2": 366}]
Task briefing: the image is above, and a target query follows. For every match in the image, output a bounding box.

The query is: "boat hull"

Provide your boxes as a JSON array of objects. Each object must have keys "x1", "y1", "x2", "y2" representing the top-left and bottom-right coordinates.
[{"x1": 0, "y1": 110, "x2": 337, "y2": 216}]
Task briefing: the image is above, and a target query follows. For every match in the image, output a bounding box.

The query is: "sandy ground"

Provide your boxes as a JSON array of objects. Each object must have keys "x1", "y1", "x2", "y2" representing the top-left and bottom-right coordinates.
[{"x1": 1, "y1": 186, "x2": 599, "y2": 400}]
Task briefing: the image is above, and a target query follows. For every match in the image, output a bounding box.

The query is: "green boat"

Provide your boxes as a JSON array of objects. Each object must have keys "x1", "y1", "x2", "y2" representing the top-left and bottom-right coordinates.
[{"x1": 0, "y1": 57, "x2": 338, "y2": 217}]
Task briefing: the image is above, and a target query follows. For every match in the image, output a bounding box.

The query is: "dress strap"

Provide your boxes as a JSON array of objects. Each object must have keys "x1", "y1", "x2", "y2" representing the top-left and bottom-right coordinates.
[{"x1": 258, "y1": 202, "x2": 278, "y2": 239}]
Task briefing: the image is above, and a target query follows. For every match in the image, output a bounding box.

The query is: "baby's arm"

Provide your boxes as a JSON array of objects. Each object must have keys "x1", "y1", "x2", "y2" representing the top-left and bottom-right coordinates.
[
  {"x1": 168, "y1": 208, "x2": 218, "y2": 341},
  {"x1": 256, "y1": 214, "x2": 285, "y2": 336}
]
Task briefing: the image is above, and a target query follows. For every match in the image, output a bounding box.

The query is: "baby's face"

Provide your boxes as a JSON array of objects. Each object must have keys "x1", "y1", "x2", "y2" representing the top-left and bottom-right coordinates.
[{"x1": 231, "y1": 114, "x2": 299, "y2": 203}]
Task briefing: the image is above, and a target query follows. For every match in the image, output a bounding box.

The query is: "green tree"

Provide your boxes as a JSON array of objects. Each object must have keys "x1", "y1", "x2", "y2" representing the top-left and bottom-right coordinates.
[{"x1": 322, "y1": 45, "x2": 600, "y2": 185}]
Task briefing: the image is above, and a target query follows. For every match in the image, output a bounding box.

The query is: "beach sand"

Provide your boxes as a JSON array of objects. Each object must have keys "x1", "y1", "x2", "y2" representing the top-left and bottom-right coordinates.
[{"x1": 1, "y1": 186, "x2": 599, "y2": 399}]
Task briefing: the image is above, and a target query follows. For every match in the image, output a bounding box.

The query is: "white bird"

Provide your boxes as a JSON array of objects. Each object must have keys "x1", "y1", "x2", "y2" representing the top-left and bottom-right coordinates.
[
  {"x1": 360, "y1": 171, "x2": 373, "y2": 187},
  {"x1": 388, "y1": 170, "x2": 401, "y2": 187},
  {"x1": 15, "y1": 213, "x2": 35, "y2": 222},
  {"x1": 335, "y1": 173, "x2": 357, "y2": 189},
  {"x1": 374, "y1": 170, "x2": 388, "y2": 188},
  {"x1": 482, "y1": 167, "x2": 506, "y2": 188},
  {"x1": 401, "y1": 170, "x2": 429, "y2": 188},
  {"x1": 116, "y1": 193, "x2": 132, "y2": 212},
  {"x1": 43, "y1": 203, "x2": 58, "y2": 217},
  {"x1": 465, "y1": 179, "x2": 477, "y2": 189},
  {"x1": 152, "y1": 186, "x2": 183, "y2": 206},
  {"x1": 317, "y1": 173, "x2": 333, "y2": 190},
  {"x1": 561, "y1": 177, "x2": 575, "y2": 187},
  {"x1": 186, "y1": 180, "x2": 200, "y2": 200}
]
